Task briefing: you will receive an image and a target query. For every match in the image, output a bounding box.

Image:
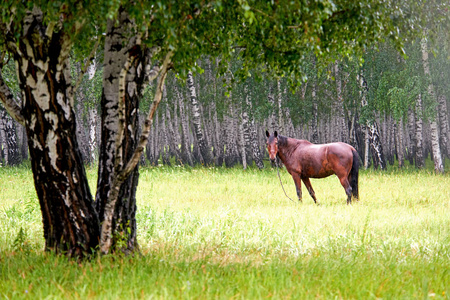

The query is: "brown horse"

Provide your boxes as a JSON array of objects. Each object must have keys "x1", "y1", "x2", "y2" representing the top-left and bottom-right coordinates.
[{"x1": 266, "y1": 131, "x2": 359, "y2": 204}]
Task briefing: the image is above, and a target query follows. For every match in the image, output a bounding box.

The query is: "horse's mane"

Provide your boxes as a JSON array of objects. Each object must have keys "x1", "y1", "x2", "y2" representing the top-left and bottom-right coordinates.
[{"x1": 277, "y1": 135, "x2": 289, "y2": 147}]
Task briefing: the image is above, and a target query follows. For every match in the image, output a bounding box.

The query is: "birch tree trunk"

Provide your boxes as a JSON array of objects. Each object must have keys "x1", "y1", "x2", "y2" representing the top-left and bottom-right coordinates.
[
  {"x1": 96, "y1": 10, "x2": 155, "y2": 253},
  {"x1": 177, "y1": 86, "x2": 194, "y2": 166},
  {"x1": 394, "y1": 119, "x2": 404, "y2": 168},
  {"x1": 0, "y1": 8, "x2": 100, "y2": 257},
  {"x1": 0, "y1": 109, "x2": 7, "y2": 163},
  {"x1": 165, "y1": 102, "x2": 182, "y2": 165},
  {"x1": 241, "y1": 103, "x2": 250, "y2": 169},
  {"x1": 239, "y1": 121, "x2": 247, "y2": 169},
  {"x1": 153, "y1": 113, "x2": 161, "y2": 165},
  {"x1": 363, "y1": 126, "x2": 371, "y2": 169},
  {"x1": 415, "y1": 94, "x2": 425, "y2": 168},
  {"x1": 3, "y1": 112, "x2": 21, "y2": 165},
  {"x1": 0, "y1": 104, "x2": 22, "y2": 165},
  {"x1": 187, "y1": 71, "x2": 212, "y2": 165},
  {"x1": 310, "y1": 77, "x2": 319, "y2": 144},
  {"x1": 88, "y1": 108, "x2": 98, "y2": 162},
  {"x1": 334, "y1": 62, "x2": 348, "y2": 143},
  {"x1": 87, "y1": 60, "x2": 98, "y2": 163},
  {"x1": 75, "y1": 69, "x2": 90, "y2": 163},
  {"x1": 212, "y1": 101, "x2": 224, "y2": 167},
  {"x1": 437, "y1": 94, "x2": 450, "y2": 159},
  {"x1": 421, "y1": 36, "x2": 443, "y2": 173},
  {"x1": 19, "y1": 124, "x2": 28, "y2": 161},
  {"x1": 358, "y1": 71, "x2": 385, "y2": 170},
  {"x1": 246, "y1": 87, "x2": 264, "y2": 169},
  {"x1": 406, "y1": 109, "x2": 416, "y2": 165},
  {"x1": 277, "y1": 80, "x2": 284, "y2": 134},
  {"x1": 224, "y1": 102, "x2": 239, "y2": 167},
  {"x1": 386, "y1": 115, "x2": 395, "y2": 165},
  {"x1": 161, "y1": 114, "x2": 171, "y2": 166},
  {"x1": 268, "y1": 84, "x2": 277, "y2": 132}
]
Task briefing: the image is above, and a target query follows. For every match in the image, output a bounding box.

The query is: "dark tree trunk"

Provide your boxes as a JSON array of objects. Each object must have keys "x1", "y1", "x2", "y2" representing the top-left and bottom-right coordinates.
[
  {"x1": 0, "y1": 106, "x2": 22, "y2": 165},
  {"x1": 4, "y1": 113, "x2": 21, "y2": 165},
  {"x1": 0, "y1": 108, "x2": 6, "y2": 162},
  {"x1": 0, "y1": 8, "x2": 101, "y2": 257},
  {"x1": 14, "y1": 35, "x2": 99, "y2": 256},
  {"x1": 19, "y1": 124, "x2": 28, "y2": 161}
]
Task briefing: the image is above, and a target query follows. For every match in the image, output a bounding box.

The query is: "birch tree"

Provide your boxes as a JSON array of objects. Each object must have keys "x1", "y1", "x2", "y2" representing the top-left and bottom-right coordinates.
[
  {"x1": 420, "y1": 35, "x2": 444, "y2": 173},
  {"x1": 187, "y1": 71, "x2": 212, "y2": 165}
]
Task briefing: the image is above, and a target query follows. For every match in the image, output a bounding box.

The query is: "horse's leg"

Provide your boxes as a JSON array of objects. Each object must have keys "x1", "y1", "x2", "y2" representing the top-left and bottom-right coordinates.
[
  {"x1": 291, "y1": 174, "x2": 303, "y2": 202},
  {"x1": 338, "y1": 175, "x2": 352, "y2": 205},
  {"x1": 301, "y1": 177, "x2": 319, "y2": 204}
]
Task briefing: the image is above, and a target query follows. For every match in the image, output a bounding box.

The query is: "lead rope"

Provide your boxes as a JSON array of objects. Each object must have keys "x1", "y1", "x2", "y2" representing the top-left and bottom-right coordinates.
[{"x1": 275, "y1": 156, "x2": 296, "y2": 203}]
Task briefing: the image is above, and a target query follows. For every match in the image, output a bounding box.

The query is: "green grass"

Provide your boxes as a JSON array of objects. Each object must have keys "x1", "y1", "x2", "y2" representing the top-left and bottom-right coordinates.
[{"x1": 0, "y1": 163, "x2": 449, "y2": 299}]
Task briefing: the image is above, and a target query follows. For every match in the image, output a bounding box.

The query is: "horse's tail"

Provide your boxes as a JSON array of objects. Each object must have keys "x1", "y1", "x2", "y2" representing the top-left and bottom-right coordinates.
[{"x1": 349, "y1": 149, "x2": 360, "y2": 200}]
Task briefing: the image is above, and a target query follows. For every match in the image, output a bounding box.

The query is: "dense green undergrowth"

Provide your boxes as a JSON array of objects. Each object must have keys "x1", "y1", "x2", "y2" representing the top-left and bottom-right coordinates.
[{"x1": 0, "y1": 162, "x2": 449, "y2": 299}]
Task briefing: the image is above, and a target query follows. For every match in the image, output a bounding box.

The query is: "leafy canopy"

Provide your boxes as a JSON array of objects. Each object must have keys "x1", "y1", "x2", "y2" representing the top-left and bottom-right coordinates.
[{"x1": 1, "y1": 0, "x2": 444, "y2": 86}]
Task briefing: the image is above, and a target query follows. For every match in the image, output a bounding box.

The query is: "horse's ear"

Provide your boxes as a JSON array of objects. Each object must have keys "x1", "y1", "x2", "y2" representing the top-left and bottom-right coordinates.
[
  {"x1": 274, "y1": 131, "x2": 278, "y2": 138},
  {"x1": 266, "y1": 130, "x2": 270, "y2": 138}
]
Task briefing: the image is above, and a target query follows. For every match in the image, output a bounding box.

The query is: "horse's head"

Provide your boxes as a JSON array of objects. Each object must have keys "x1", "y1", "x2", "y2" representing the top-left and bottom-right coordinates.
[{"x1": 265, "y1": 130, "x2": 278, "y2": 162}]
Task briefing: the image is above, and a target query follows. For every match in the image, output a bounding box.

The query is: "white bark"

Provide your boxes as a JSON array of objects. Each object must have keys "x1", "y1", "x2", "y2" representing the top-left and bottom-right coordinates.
[
  {"x1": 358, "y1": 71, "x2": 385, "y2": 169},
  {"x1": 438, "y1": 94, "x2": 450, "y2": 158},
  {"x1": 100, "y1": 52, "x2": 172, "y2": 254},
  {"x1": 421, "y1": 36, "x2": 443, "y2": 173},
  {"x1": 415, "y1": 94, "x2": 425, "y2": 168},
  {"x1": 187, "y1": 71, "x2": 211, "y2": 165},
  {"x1": 89, "y1": 108, "x2": 97, "y2": 162},
  {"x1": 277, "y1": 80, "x2": 284, "y2": 134},
  {"x1": 245, "y1": 88, "x2": 264, "y2": 169},
  {"x1": 241, "y1": 100, "x2": 251, "y2": 169},
  {"x1": 311, "y1": 77, "x2": 319, "y2": 144}
]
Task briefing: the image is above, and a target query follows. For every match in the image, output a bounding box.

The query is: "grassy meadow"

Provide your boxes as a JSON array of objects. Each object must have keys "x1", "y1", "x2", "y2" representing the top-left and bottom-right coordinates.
[{"x1": 0, "y1": 161, "x2": 449, "y2": 299}]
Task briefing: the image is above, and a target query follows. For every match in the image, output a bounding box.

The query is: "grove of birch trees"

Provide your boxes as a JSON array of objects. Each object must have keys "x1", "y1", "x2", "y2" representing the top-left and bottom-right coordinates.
[{"x1": 5, "y1": 40, "x2": 448, "y2": 172}]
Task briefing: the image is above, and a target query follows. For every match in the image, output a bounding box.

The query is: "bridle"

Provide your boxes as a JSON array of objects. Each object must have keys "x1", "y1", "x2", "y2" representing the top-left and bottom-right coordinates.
[
  {"x1": 267, "y1": 136, "x2": 296, "y2": 203},
  {"x1": 274, "y1": 153, "x2": 296, "y2": 203}
]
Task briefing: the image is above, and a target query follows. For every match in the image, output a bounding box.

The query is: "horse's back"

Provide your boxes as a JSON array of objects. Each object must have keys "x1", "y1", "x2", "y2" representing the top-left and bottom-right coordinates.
[
  {"x1": 325, "y1": 142, "x2": 355, "y2": 173},
  {"x1": 327, "y1": 142, "x2": 355, "y2": 158}
]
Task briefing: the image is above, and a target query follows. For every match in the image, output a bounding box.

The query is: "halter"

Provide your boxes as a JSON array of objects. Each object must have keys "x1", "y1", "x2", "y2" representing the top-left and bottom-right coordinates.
[{"x1": 275, "y1": 155, "x2": 296, "y2": 203}]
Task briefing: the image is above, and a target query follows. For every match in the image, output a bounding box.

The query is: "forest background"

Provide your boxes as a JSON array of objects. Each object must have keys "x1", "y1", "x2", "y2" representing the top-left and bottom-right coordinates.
[{"x1": 1, "y1": 13, "x2": 450, "y2": 173}]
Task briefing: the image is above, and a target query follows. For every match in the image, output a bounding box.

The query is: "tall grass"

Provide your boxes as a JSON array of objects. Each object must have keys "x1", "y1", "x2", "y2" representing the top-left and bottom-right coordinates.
[{"x1": 0, "y1": 163, "x2": 449, "y2": 299}]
